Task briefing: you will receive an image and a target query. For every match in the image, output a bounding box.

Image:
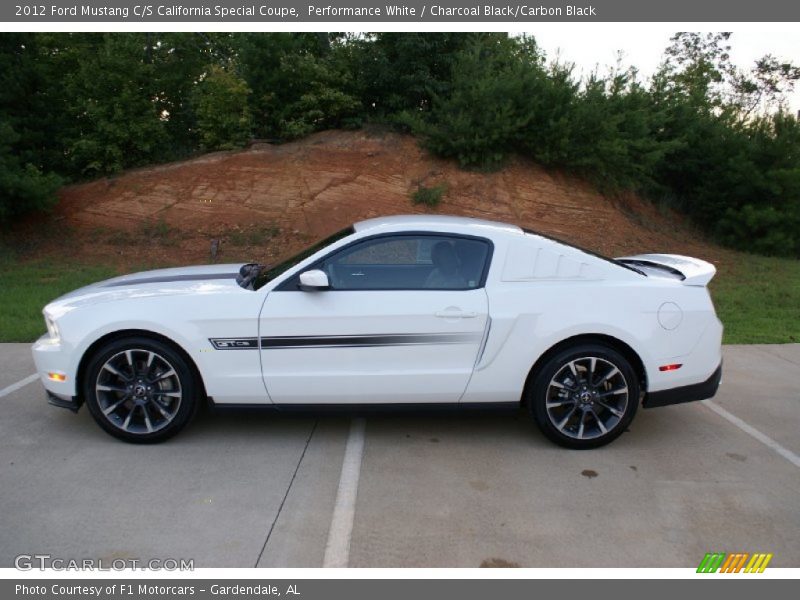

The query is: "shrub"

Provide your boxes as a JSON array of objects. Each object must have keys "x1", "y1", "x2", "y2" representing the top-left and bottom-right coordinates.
[
  {"x1": 717, "y1": 204, "x2": 800, "y2": 257},
  {"x1": 412, "y1": 184, "x2": 446, "y2": 207}
]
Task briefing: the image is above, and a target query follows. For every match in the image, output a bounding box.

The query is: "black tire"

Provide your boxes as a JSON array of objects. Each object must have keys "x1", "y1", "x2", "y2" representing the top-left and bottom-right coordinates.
[
  {"x1": 527, "y1": 343, "x2": 639, "y2": 449},
  {"x1": 83, "y1": 336, "x2": 199, "y2": 443}
]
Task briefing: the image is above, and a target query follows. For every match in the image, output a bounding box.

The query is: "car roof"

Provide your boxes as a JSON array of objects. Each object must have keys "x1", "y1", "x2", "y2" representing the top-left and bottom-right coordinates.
[{"x1": 353, "y1": 214, "x2": 523, "y2": 235}]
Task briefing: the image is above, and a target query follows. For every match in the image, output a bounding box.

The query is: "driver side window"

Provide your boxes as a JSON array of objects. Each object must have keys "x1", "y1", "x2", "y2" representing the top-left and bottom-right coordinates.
[{"x1": 320, "y1": 234, "x2": 490, "y2": 291}]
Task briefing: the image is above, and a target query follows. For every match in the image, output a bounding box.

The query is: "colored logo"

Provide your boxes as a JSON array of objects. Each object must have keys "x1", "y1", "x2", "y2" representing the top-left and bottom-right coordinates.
[{"x1": 697, "y1": 552, "x2": 773, "y2": 573}]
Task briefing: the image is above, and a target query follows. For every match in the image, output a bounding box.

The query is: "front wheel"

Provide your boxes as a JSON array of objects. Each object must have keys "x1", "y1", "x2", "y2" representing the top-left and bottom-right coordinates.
[
  {"x1": 83, "y1": 337, "x2": 199, "y2": 443},
  {"x1": 528, "y1": 344, "x2": 639, "y2": 449}
]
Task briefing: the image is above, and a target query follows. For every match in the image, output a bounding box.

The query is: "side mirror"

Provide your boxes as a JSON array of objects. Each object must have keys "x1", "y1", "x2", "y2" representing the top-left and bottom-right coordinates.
[{"x1": 298, "y1": 269, "x2": 330, "y2": 291}]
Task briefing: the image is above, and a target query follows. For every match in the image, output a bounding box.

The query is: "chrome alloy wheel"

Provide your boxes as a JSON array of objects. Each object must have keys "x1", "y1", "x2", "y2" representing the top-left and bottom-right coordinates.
[
  {"x1": 544, "y1": 356, "x2": 629, "y2": 441},
  {"x1": 95, "y1": 349, "x2": 183, "y2": 434}
]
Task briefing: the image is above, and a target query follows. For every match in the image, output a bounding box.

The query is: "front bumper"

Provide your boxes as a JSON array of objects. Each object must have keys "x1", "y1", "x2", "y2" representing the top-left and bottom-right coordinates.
[
  {"x1": 643, "y1": 362, "x2": 722, "y2": 409},
  {"x1": 47, "y1": 391, "x2": 82, "y2": 413},
  {"x1": 32, "y1": 334, "x2": 78, "y2": 399}
]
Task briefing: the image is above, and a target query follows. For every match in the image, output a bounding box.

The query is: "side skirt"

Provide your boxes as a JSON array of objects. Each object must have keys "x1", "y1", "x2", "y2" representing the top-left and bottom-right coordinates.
[{"x1": 207, "y1": 399, "x2": 520, "y2": 416}]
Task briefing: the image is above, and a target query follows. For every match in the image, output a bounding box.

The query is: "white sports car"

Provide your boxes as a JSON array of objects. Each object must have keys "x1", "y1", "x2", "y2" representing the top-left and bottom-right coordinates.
[{"x1": 32, "y1": 215, "x2": 723, "y2": 448}]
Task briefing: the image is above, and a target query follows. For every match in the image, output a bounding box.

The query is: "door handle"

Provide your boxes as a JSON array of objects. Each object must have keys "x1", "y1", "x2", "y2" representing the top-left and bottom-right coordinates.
[
  {"x1": 350, "y1": 271, "x2": 365, "y2": 276},
  {"x1": 435, "y1": 310, "x2": 479, "y2": 319}
]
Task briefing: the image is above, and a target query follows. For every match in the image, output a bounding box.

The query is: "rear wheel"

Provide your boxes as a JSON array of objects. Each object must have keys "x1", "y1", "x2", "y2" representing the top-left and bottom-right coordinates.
[
  {"x1": 528, "y1": 344, "x2": 639, "y2": 449},
  {"x1": 83, "y1": 337, "x2": 198, "y2": 443}
]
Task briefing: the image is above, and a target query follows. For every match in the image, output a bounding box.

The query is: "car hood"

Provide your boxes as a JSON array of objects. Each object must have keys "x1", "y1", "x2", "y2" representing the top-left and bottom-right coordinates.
[{"x1": 44, "y1": 264, "x2": 246, "y2": 317}]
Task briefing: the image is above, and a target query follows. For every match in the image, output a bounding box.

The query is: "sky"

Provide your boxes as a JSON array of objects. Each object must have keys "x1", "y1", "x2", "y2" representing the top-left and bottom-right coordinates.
[{"x1": 527, "y1": 29, "x2": 800, "y2": 113}]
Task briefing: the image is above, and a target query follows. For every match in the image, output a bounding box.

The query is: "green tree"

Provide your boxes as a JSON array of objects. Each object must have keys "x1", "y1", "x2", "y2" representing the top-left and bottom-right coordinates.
[
  {"x1": 346, "y1": 32, "x2": 484, "y2": 117},
  {"x1": 0, "y1": 34, "x2": 67, "y2": 222},
  {"x1": 550, "y1": 69, "x2": 671, "y2": 192},
  {"x1": 274, "y1": 52, "x2": 361, "y2": 139},
  {"x1": 192, "y1": 64, "x2": 252, "y2": 150},
  {"x1": 0, "y1": 33, "x2": 76, "y2": 175},
  {"x1": 0, "y1": 121, "x2": 61, "y2": 223},
  {"x1": 414, "y1": 35, "x2": 550, "y2": 169},
  {"x1": 60, "y1": 33, "x2": 171, "y2": 175},
  {"x1": 649, "y1": 32, "x2": 800, "y2": 255}
]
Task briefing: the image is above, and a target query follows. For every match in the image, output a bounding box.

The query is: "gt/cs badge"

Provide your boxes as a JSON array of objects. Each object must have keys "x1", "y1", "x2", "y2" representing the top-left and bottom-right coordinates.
[{"x1": 209, "y1": 338, "x2": 259, "y2": 350}]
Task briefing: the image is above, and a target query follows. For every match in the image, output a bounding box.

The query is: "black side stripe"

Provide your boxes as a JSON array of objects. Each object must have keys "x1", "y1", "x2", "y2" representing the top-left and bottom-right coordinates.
[
  {"x1": 261, "y1": 333, "x2": 482, "y2": 349},
  {"x1": 209, "y1": 333, "x2": 482, "y2": 350},
  {"x1": 106, "y1": 273, "x2": 238, "y2": 287}
]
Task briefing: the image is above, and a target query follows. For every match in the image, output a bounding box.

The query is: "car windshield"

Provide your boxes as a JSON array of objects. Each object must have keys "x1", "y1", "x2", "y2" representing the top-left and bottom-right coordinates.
[{"x1": 251, "y1": 226, "x2": 355, "y2": 290}]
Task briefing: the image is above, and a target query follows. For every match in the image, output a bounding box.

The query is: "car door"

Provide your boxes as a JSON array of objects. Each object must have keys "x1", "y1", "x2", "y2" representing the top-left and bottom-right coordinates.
[{"x1": 259, "y1": 233, "x2": 492, "y2": 404}]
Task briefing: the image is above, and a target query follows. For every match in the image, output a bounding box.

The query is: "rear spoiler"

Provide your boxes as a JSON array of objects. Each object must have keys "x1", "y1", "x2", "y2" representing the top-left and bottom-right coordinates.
[{"x1": 615, "y1": 254, "x2": 716, "y2": 287}]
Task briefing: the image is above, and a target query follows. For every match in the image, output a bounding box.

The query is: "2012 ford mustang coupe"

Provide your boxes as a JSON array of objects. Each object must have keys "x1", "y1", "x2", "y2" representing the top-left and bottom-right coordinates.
[{"x1": 32, "y1": 215, "x2": 723, "y2": 448}]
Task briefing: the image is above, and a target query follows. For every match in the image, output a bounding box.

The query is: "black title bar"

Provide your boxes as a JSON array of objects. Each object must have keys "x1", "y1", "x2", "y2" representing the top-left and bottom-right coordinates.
[{"x1": 3, "y1": 0, "x2": 800, "y2": 22}]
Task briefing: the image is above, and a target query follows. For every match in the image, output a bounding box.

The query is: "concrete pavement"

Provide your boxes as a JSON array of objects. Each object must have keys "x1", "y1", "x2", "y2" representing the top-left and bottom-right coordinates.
[{"x1": 0, "y1": 343, "x2": 798, "y2": 568}]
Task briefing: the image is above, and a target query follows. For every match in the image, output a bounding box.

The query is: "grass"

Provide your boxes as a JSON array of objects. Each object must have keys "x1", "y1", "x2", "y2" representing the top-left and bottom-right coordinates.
[
  {"x1": 711, "y1": 253, "x2": 800, "y2": 344},
  {"x1": 412, "y1": 184, "x2": 446, "y2": 207},
  {"x1": 0, "y1": 254, "x2": 118, "y2": 342},
  {"x1": 227, "y1": 225, "x2": 279, "y2": 247},
  {"x1": 0, "y1": 249, "x2": 797, "y2": 344},
  {"x1": 140, "y1": 217, "x2": 172, "y2": 240},
  {"x1": 89, "y1": 218, "x2": 183, "y2": 247}
]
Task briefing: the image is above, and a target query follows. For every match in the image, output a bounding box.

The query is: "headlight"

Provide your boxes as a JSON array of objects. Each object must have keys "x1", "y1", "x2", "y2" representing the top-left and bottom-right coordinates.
[{"x1": 44, "y1": 313, "x2": 60, "y2": 341}]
